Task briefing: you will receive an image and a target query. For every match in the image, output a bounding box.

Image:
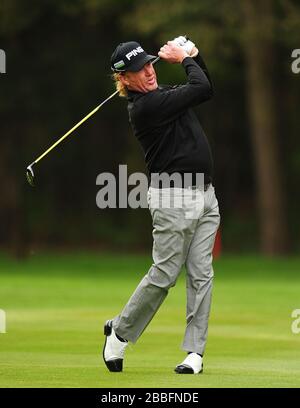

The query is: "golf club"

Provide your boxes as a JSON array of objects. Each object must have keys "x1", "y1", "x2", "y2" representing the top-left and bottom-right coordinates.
[{"x1": 26, "y1": 56, "x2": 160, "y2": 187}]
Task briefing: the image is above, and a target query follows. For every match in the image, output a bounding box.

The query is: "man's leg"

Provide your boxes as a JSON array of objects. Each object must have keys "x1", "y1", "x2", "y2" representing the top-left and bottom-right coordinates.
[
  {"x1": 182, "y1": 186, "x2": 220, "y2": 355},
  {"x1": 113, "y1": 199, "x2": 196, "y2": 343}
]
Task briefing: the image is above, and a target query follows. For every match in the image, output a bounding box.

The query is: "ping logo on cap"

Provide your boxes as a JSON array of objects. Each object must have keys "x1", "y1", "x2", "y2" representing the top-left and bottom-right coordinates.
[{"x1": 126, "y1": 46, "x2": 144, "y2": 61}]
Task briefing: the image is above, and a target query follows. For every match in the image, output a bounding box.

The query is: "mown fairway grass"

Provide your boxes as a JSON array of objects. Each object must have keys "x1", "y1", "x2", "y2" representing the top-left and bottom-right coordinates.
[{"x1": 0, "y1": 252, "x2": 300, "y2": 388}]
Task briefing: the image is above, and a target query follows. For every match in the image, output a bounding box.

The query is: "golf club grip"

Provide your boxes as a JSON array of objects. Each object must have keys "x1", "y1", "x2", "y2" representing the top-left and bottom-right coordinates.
[{"x1": 153, "y1": 56, "x2": 160, "y2": 65}]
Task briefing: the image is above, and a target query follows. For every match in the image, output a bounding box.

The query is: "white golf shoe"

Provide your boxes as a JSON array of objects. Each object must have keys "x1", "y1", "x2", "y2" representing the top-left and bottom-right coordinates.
[
  {"x1": 175, "y1": 353, "x2": 203, "y2": 374},
  {"x1": 103, "y1": 320, "x2": 128, "y2": 372}
]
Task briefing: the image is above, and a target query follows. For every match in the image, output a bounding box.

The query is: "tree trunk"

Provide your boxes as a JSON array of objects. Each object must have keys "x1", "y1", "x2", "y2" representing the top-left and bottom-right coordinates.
[{"x1": 242, "y1": 0, "x2": 289, "y2": 254}]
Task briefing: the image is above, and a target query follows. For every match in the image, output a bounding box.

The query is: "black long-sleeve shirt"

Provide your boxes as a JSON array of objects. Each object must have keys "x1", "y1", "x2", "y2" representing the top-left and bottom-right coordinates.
[{"x1": 126, "y1": 54, "x2": 214, "y2": 184}]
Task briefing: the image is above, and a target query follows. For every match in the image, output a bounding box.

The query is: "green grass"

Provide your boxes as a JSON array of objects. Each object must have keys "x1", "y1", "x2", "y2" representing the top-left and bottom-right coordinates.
[{"x1": 0, "y1": 252, "x2": 300, "y2": 388}]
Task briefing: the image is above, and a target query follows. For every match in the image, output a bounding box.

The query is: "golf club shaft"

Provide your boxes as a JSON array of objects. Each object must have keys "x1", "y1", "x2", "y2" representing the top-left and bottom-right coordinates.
[
  {"x1": 30, "y1": 56, "x2": 160, "y2": 167},
  {"x1": 32, "y1": 90, "x2": 119, "y2": 166}
]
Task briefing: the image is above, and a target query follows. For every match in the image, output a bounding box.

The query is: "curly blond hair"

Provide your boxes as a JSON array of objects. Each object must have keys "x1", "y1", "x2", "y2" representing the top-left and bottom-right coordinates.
[{"x1": 112, "y1": 73, "x2": 128, "y2": 98}]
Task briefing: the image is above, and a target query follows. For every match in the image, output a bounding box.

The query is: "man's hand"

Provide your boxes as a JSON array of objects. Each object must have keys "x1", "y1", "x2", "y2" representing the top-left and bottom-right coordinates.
[
  {"x1": 173, "y1": 36, "x2": 198, "y2": 58},
  {"x1": 158, "y1": 41, "x2": 189, "y2": 64}
]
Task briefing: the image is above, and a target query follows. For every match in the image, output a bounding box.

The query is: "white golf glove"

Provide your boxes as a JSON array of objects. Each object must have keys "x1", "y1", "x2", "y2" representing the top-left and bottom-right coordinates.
[{"x1": 172, "y1": 35, "x2": 198, "y2": 57}]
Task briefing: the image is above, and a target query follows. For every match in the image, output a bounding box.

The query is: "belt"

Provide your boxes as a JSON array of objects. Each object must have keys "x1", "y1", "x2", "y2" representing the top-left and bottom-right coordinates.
[
  {"x1": 188, "y1": 183, "x2": 211, "y2": 191},
  {"x1": 151, "y1": 182, "x2": 211, "y2": 191},
  {"x1": 150, "y1": 173, "x2": 212, "y2": 190}
]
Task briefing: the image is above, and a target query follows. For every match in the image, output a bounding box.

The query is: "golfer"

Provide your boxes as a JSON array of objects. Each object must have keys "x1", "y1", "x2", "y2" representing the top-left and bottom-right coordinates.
[{"x1": 103, "y1": 36, "x2": 220, "y2": 374}]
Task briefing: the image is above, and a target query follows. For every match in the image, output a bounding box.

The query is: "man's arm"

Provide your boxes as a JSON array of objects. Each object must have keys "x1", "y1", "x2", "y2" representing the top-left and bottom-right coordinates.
[
  {"x1": 141, "y1": 42, "x2": 212, "y2": 125},
  {"x1": 192, "y1": 52, "x2": 213, "y2": 89},
  {"x1": 172, "y1": 36, "x2": 213, "y2": 89},
  {"x1": 158, "y1": 41, "x2": 213, "y2": 101}
]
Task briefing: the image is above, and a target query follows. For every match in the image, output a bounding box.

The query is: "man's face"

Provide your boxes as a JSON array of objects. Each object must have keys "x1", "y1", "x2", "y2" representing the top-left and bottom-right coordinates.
[{"x1": 121, "y1": 62, "x2": 158, "y2": 93}]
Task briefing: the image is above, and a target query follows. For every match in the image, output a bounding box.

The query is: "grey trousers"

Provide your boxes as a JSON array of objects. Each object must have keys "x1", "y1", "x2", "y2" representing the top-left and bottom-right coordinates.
[{"x1": 113, "y1": 184, "x2": 220, "y2": 355}]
